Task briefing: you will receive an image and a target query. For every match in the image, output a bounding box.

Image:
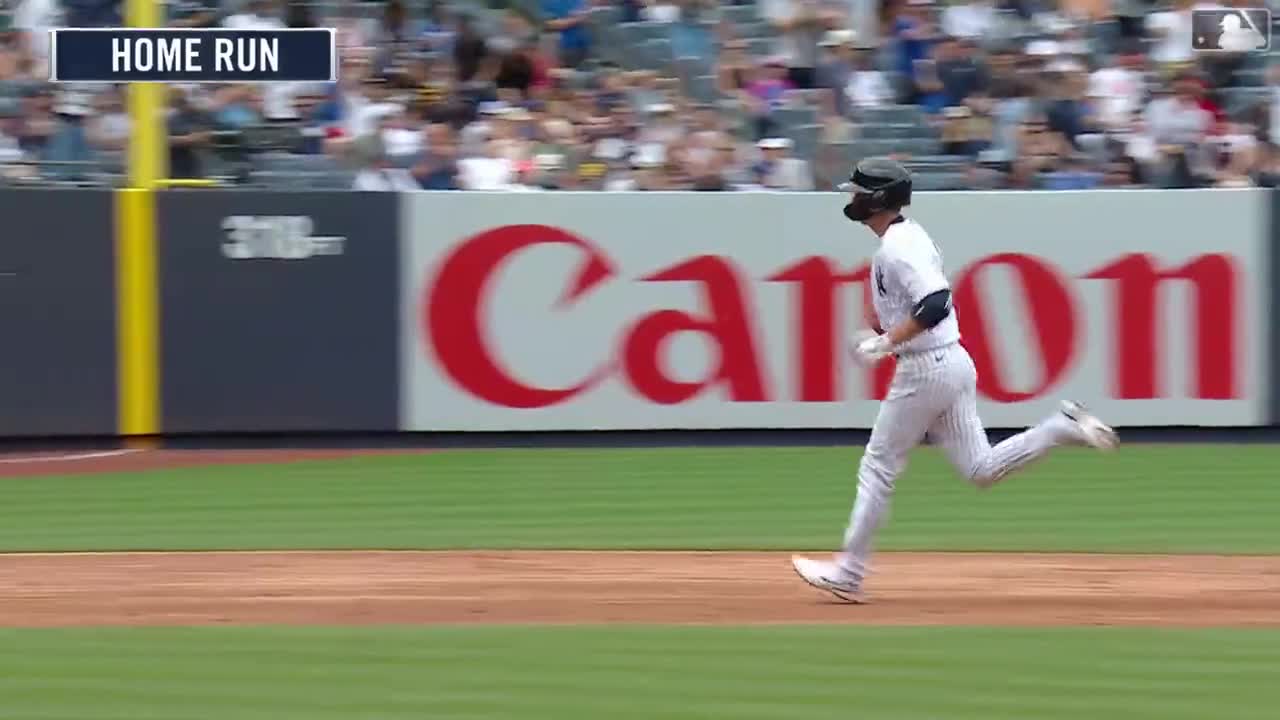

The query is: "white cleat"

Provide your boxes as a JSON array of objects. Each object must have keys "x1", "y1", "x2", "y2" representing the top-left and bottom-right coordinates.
[
  {"x1": 790, "y1": 555, "x2": 866, "y2": 604},
  {"x1": 1061, "y1": 401, "x2": 1119, "y2": 451}
]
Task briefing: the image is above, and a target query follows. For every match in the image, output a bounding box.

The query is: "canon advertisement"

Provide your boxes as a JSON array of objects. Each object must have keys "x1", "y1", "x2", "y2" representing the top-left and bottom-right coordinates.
[{"x1": 401, "y1": 190, "x2": 1268, "y2": 431}]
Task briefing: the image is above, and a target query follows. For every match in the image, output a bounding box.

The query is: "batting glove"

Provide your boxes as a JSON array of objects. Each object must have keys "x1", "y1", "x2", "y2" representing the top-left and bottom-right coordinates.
[{"x1": 851, "y1": 330, "x2": 893, "y2": 366}]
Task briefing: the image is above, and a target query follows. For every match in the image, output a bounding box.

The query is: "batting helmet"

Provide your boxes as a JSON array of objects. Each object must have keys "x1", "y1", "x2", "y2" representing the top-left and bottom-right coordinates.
[{"x1": 840, "y1": 157, "x2": 913, "y2": 222}]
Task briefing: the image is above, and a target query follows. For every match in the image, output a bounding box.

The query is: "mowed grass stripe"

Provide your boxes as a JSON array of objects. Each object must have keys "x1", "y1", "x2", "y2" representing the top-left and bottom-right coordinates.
[
  {"x1": 0, "y1": 445, "x2": 1273, "y2": 552},
  {"x1": 0, "y1": 626, "x2": 1274, "y2": 719}
]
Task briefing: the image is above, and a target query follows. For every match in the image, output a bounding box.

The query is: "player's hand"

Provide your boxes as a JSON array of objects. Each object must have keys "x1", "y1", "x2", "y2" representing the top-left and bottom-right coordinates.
[{"x1": 850, "y1": 330, "x2": 892, "y2": 366}]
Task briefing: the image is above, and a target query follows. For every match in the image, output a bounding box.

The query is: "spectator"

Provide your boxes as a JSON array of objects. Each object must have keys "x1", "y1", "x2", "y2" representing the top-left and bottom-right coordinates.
[
  {"x1": 670, "y1": 0, "x2": 718, "y2": 67},
  {"x1": 1256, "y1": 142, "x2": 1280, "y2": 187},
  {"x1": 1015, "y1": 113, "x2": 1070, "y2": 179},
  {"x1": 381, "y1": 107, "x2": 423, "y2": 161},
  {"x1": 1206, "y1": 120, "x2": 1260, "y2": 187},
  {"x1": 760, "y1": 0, "x2": 844, "y2": 89},
  {"x1": 911, "y1": 55, "x2": 948, "y2": 114},
  {"x1": 458, "y1": 131, "x2": 517, "y2": 189},
  {"x1": 716, "y1": 38, "x2": 754, "y2": 98},
  {"x1": 351, "y1": 135, "x2": 420, "y2": 191},
  {"x1": 17, "y1": 84, "x2": 55, "y2": 159},
  {"x1": 936, "y1": 37, "x2": 988, "y2": 107},
  {"x1": 745, "y1": 57, "x2": 796, "y2": 138},
  {"x1": 890, "y1": 0, "x2": 939, "y2": 103},
  {"x1": 753, "y1": 137, "x2": 813, "y2": 190},
  {"x1": 940, "y1": 104, "x2": 991, "y2": 157},
  {"x1": 815, "y1": 30, "x2": 856, "y2": 113},
  {"x1": 493, "y1": 34, "x2": 546, "y2": 99},
  {"x1": 452, "y1": 13, "x2": 489, "y2": 83},
  {"x1": 1144, "y1": 72, "x2": 1212, "y2": 148},
  {"x1": 169, "y1": 0, "x2": 222, "y2": 28},
  {"x1": 412, "y1": 122, "x2": 460, "y2": 189},
  {"x1": 43, "y1": 88, "x2": 95, "y2": 180},
  {"x1": 87, "y1": 87, "x2": 129, "y2": 152},
  {"x1": 211, "y1": 85, "x2": 263, "y2": 131},
  {"x1": 167, "y1": 91, "x2": 212, "y2": 179},
  {"x1": 1088, "y1": 40, "x2": 1147, "y2": 133},
  {"x1": 419, "y1": 2, "x2": 457, "y2": 56},
  {"x1": 223, "y1": 0, "x2": 285, "y2": 31},
  {"x1": 284, "y1": 1, "x2": 315, "y2": 29},
  {"x1": 941, "y1": 0, "x2": 998, "y2": 42},
  {"x1": 12, "y1": 0, "x2": 60, "y2": 77},
  {"x1": 1145, "y1": 0, "x2": 1194, "y2": 68},
  {"x1": 1044, "y1": 67, "x2": 1100, "y2": 148},
  {"x1": 843, "y1": 42, "x2": 894, "y2": 111},
  {"x1": 1040, "y1": 153, "x2": 1102, "y2": 189},
  {"x1": 1102, "y1": 158, "x2": 1143, "y2": 188},
  {"x1": 541, "y1": 0, "x2": 592, "y2": 68}
]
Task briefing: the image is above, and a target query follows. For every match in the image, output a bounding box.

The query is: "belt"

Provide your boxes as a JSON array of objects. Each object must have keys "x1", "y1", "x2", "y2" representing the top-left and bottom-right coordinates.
[{"x1": 893, "y1": 341, "x2": 958, "y2": 360}]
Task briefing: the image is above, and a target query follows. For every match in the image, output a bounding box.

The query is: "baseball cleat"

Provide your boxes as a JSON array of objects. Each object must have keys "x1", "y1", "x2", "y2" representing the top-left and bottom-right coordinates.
[
  {"x1": 790, "y1": 555, "x2": 866, "y2": 604},
  {"x1": 1061, "y1": 401, "x2": 1119, "y2": 451}
]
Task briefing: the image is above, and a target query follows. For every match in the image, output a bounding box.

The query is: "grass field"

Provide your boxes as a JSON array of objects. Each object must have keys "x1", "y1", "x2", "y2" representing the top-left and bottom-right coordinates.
[
  {"x1": 1, "y1": 625, "x2": 1276, "y2": 719},
  {"x1": 0, "y1": 445, "x2": 1273, "y2": 552},
  {"x1": 3, "y1": 444, "x2": 1278, "y2": 718}
]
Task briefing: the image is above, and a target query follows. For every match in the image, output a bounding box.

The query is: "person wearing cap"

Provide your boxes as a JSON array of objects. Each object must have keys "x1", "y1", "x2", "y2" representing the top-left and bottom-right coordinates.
[
  {"x1": 759, "y1": 0, "x2": 844, "y2": 90},
  {"x1": 638, "y1": 102, "x2": 684, "y2": 147},
  {"x1": 753, "y1": 137, "x2": 813, "y2": 190},
  {"x1": 815, "y1": 30, "x2": 857, "y2": 115}
]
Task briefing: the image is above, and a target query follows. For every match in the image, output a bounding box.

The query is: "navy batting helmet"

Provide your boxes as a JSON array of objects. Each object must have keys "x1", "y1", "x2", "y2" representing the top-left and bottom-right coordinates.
[{"x1": 840, "y1": 157, "x2": 913, "y2": 222}]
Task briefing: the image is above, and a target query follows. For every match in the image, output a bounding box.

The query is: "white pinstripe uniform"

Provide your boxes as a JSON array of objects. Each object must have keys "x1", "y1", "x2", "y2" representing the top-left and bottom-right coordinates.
[{"x1": 837, "y1": 217, "x2": 1089, "y2": 583}]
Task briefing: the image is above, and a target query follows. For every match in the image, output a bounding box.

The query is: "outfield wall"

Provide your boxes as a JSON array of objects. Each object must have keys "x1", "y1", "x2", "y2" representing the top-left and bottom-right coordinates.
[{"x1": 1, "y1": 187, "x2": 1272, "y2": 437}]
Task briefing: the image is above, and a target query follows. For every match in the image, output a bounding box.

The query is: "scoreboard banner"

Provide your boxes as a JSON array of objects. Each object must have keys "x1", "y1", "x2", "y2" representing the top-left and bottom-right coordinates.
[{"x1": 50, "y1": 28, "x2": 336, "y2": 83}]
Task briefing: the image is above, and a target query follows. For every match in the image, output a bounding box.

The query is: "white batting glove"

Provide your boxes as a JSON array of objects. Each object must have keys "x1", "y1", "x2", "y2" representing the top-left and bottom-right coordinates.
[{"x1": 850, "y1": 330, "x2": 893, "y2": 366}]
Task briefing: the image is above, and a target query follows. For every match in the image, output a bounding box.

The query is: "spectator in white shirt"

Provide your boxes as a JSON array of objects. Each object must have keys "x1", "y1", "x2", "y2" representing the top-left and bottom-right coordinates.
[
  {"x1": 1145, "y1": 0, "x2": 1196, "y2": 66},
  {"x1": 1143, "y1": 73, "x2": 1212, "y2": 147},
  {"x1": 1087, "y1": 42, "x2": 1147, "y2": 132},
  {"x1": 844, "y1": 49, "x2": 893, "y2": 110},
  {"x1": 942, "y1": 0, "x2": 998, "y2": 42},
  {"x1": 223, "y1": 0, "x2": 286, "y2": 30},
  {"x1": 351, "y1": 135, "x2": 420, "y2": 191},
  {"x1": 458, "y1": 136, "x2": 517, "y2": 190},
  {"x1": 753, "y1": 137, "x2": 813, "y2": 190}
]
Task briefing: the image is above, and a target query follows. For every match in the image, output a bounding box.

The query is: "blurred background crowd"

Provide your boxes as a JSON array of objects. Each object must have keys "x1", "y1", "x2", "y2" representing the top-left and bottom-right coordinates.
[{"x1": 0, "y1": 0, "x2": 1278, "y2": 190}]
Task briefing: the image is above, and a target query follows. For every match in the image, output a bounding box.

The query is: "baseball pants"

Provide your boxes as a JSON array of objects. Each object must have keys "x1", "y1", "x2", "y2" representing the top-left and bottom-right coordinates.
[{"x1": 837, "y1": 342, "x2": 1077, "y2": 581}]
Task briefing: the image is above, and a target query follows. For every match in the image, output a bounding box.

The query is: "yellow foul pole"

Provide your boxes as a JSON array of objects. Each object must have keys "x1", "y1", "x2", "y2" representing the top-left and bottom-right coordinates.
[{"x1": 116, "y1": 0, "x2": 163, "y2": 439}]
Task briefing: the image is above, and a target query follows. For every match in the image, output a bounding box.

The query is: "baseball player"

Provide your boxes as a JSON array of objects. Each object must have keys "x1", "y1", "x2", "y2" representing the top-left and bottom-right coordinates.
[{"x1": 791, "y1": 157, "x2": 1119, "y2": 603}]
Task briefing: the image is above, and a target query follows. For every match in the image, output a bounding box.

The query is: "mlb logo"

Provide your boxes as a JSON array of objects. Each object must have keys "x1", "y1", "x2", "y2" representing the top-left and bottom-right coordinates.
[{"x1": 1191, "y1": 8, "x2": 1271, "y2": 52}]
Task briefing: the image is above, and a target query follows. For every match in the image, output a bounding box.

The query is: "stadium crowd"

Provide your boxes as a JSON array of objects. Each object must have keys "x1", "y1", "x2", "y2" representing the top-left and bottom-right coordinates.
[{"x1": 0, "y1": 0, "x2": 1278, "y2": 190}]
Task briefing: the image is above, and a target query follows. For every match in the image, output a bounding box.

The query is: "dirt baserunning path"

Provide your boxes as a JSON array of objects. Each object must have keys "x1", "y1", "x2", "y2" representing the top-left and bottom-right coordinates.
[
  {"x1": 0, "y1": 550, "x2": 1275, "y2": 628},
  {"x1": 0, "y1": 448, "x2": 1274, "y2": 628}
]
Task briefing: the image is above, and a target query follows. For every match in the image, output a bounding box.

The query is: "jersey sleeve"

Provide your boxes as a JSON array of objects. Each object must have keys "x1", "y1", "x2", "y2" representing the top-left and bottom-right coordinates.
[{"x1": 890, "y1": 247, "x2": 949, "y2": 304}]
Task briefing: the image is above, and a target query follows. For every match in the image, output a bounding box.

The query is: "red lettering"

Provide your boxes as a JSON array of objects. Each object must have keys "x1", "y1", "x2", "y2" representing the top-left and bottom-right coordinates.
[
  {"x1": 623, "y1": 256, "x2": 769, "y2": 404},
  {"x1": 424, "y1": 224, "x2": 613, "y2": 409},
  {"x1": 953, "y1": 254, "x2": 1077, "y2": 403},
  {"x1": 767, "y1": 258, "x2": 894, "y2": 402},
  {"x1": 1086, "y1": 253, "x2": 1237, "y2": 399},
  {"x1": 767, "y1": 258, "x2": 860, "y2": 401}
]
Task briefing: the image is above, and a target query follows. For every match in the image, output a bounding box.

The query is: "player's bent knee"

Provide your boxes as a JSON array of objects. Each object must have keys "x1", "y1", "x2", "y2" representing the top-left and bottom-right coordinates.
[{"x1": 966, "y1": 460, "x2": 1002, "y2": 489}]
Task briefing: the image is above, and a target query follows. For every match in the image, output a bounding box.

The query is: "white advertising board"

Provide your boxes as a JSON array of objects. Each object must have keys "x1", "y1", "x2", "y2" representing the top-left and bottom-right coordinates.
[{"x1": 401, "y1": 189, "x2": 1267, "y2": 430}]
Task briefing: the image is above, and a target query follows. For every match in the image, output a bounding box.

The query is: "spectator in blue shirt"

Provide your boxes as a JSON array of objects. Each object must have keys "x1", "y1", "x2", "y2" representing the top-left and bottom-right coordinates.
[{"x1": 542, "y1": 0, "x2": 592, "y2": 68}]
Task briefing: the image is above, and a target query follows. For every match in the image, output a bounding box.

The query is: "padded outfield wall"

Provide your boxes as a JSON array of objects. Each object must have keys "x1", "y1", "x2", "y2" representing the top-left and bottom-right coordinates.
[{"x1": 0, "y1": 188, "x2": 1272, "y2": 437}]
